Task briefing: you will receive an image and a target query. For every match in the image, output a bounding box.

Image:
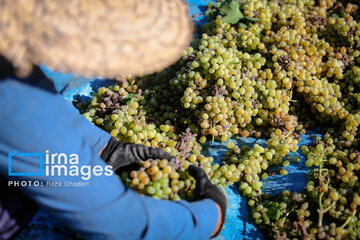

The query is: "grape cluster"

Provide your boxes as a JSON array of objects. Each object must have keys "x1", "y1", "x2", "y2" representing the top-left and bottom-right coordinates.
[{"x1": 121, "y1": 159, "x2": 192, "y2": 201}]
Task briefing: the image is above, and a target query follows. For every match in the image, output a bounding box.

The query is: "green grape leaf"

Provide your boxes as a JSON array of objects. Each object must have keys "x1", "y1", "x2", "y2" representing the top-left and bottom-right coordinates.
[
  {"x1": 206, "y1": 8, "x2": 217, "y2": 21},
  {"x1": 330, "y1": 13, "x2": 339, "y2": 19},
  {"x1": 123, "y1": 93, "x2": 135, "y2": 100},
  {"x1": 243, "y1": 17, "x2": 260, "y2": 22},
  {"x1": 340, "y1": 11, "x2": 345, "y2": 18},
  {"x1": 239, "y1": 22, "x2": 248, "y2": 29},
  {"x1": 268, "y1": 202, "x2": 281, "y2": 220},
  {"x1": 219, "y1": 0, "x2": 244, "y2": 24},
  {"x1": 123, "y1": 94, "x2": 136, "y2": 105}
]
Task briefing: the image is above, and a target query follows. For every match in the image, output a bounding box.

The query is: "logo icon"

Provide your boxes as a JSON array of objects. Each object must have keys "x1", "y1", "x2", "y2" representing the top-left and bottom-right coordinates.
[{"x1": 8, "y1": 150, "x2": 43, "y2": 176}]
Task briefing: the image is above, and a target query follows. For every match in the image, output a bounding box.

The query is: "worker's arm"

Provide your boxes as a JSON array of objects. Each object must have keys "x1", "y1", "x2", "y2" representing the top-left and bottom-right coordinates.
[
  {"x1": 0, "y1": 76, "x2": 219, "y2": 239},
  {"x1": 36, "y1": 67, "x2": 112, "y2": 154}
]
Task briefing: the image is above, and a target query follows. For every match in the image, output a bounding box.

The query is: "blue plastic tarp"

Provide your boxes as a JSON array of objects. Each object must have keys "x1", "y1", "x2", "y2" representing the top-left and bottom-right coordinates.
[{"x1": 16, "y1": 1, "x2": 322, "y2": 239}]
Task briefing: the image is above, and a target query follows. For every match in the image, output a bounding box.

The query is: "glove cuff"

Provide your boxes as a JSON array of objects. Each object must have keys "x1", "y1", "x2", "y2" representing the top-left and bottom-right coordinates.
[
  {"x1": 100, "y1": 137, "x2": 124, "y2": 166},
  {"x1": 208, "y1": 189, "x2": 226, "y2": 237}
]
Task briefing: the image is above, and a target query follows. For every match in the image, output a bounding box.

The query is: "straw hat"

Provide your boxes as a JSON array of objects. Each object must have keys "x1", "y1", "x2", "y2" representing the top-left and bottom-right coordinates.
[{"x1": 0, "y1": 0, "x2": 193, "y2": 78}]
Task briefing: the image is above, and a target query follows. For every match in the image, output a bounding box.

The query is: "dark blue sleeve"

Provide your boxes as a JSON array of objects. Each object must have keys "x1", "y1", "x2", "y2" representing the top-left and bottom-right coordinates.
[{"x1": 0, "y1": 77, "x2": 217, "y2": 240}]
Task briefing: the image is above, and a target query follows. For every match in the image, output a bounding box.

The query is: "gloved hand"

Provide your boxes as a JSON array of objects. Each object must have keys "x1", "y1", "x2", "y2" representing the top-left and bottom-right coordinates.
[
  {"x1": 188, "y1": 165, "x2": 227, "y2": 237},
  {"x1": 101, "y1": 137, "x2": 175, "y2": 171}
]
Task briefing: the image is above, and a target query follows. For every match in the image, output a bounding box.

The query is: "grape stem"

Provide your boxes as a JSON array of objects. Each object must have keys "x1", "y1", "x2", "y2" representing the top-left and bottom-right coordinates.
[
  {"x1": 315, "y1": 39, "x2": 325, "y2": 47},
  {"x1": 292, "y1": 72, "x2": 302, "y2": 82},
  {"x1": 341, "y1": 210, "x2": 357, "y2": 229},
  {"x1": 279, "y1": 205, "x2": 295, "y2": 228},
  {"x1": 280, "y1": 125, "x2": 296, "y2": 144},
  {"x1": 318, "y1": 192, "x2": 324, "y2": 227},
  {"x1": 252, "y1": 25, "x2": 264, "y2": 38},
  {"x1": 317, "y1": 151, "x2": 324, "y2": 226},
  {"x1": 317, "y1": 151, "x2": 333, "y2": 227},
  {"x1": 323, "y1": 200, "x2": 337, "y2": 213},
  {"x1": 212, "y1": 122, "x2": 215, "y2": 142}
]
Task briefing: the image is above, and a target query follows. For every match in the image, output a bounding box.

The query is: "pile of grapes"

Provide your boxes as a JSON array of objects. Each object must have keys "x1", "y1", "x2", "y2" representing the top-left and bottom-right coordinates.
[{"x1": 76, "y1": 0, "x2": 360, "y2": 239}]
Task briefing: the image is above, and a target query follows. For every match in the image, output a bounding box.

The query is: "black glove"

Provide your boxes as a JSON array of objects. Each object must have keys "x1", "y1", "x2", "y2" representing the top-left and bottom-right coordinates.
[
  {"x1": 188, "y1": 165, "x2": 227, "y2": 237},
  {"x1": 101, "y1": 137, "x2": 174, "y2": 171}
]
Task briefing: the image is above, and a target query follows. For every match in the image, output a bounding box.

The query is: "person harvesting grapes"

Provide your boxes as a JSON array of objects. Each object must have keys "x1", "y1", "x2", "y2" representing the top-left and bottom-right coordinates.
[{"x1": 0, "y1": 0, "x2": 226, "y2": 239}]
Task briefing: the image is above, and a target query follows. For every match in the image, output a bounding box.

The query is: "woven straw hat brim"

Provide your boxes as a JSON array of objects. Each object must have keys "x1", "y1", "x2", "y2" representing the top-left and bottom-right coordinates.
[{"x1": 0, "y1": 0, "x2": 193, "y2": 78}]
